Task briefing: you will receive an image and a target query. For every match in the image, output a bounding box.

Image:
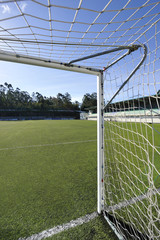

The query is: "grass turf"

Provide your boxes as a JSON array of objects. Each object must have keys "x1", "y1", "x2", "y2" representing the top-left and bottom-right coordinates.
[
  {"x1": 0, "y1": 120, "x2": 117, "y2": 240},
  {"x1": 1, "y1": 120, "x2": 159, "y2": 239}
]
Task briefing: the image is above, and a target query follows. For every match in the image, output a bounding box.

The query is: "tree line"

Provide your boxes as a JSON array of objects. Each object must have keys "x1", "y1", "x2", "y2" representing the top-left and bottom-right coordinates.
[{"x1": 0, "y1": 82, "x2": 97, "y2": 111}]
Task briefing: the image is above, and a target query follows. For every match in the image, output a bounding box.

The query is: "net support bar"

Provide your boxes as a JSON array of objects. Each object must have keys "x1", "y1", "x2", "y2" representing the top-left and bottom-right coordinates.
[
  {"x1": 104, "y1": 44, "x2": 147, "y2": 110},
  {"x1": 69, "y1": 45, "x2": 140, "y2": 65},
  {"x1": 0, "y1": 51, "x2": 100, "y2": 76},
  {"x1": 97, "y1": 72, "x2": 104, "y2": 214}
]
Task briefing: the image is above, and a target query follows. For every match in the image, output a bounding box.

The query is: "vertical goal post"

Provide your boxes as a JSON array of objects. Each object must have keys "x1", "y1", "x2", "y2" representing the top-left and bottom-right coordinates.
[{"x1": 97, "y1": 71, "x2": 104, "y2": 214}]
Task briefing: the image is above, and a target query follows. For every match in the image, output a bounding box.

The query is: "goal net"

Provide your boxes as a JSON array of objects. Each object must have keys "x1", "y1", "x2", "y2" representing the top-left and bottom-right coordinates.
[{"x1": 103, "y1": 17, "x2": 160, "y2": 240}]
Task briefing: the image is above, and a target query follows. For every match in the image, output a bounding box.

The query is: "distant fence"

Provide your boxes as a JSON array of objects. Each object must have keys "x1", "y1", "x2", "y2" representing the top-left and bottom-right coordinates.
[
  {"x1": 0, "y1": 109, "x2": 80, "y2": 121},
  {"x1": 0, "y1": 117, "x2": 75, "y2": 121},
  {"x1": 88, "y1": 109, "x2": 160, "y2": 123}
]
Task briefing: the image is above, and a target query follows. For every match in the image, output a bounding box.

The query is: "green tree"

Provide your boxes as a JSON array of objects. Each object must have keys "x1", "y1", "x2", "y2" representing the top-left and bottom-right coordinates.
[
  {"x1": 81, "y1": 92, "x2": 97, "y2": 111},
  {"x1": 0, "y1": 82, "x2": 80, "y2": 112},
  {"x1": 63, "y1": 92, "x2": 72, "y2": 109},
  {"x1": 72, "y1": 101, "x2": 80, "y2": 110},
  {"x1": 0, "y1": 84, "x2": 6, "y2": 108},
  {"x1": 56, "y1": 92, "x2": 72, "y2": 109}
]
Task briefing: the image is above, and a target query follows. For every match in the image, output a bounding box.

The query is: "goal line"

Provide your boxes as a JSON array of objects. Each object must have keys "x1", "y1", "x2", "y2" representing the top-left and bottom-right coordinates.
[{"x1": 18, "y1": 212, "x2": 98, "y2": 240}]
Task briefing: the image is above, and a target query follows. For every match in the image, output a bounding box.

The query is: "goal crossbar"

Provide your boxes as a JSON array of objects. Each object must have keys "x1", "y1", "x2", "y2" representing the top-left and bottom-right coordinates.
[{"x1": 0, "y1": 51, "x2": 100, "y2": 75}]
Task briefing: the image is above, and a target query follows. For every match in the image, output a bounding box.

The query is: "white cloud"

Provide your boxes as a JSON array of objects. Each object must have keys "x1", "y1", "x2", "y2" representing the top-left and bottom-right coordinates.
[
  {"x1": 1, "y1": 4, "x2": 11, "y2": 14},
  {"x1": 20, "y1": 2, "x2": 27, "y2": 12}
]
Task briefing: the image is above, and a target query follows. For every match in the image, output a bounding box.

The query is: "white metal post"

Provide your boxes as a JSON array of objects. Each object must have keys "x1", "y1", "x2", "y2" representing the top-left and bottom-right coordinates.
[
  {"x1": 0, "y1": 52, "x2": 99, "y2": 76},
  {"x1": 97, "y1": 72, "x2": 104, "y2": 214}
]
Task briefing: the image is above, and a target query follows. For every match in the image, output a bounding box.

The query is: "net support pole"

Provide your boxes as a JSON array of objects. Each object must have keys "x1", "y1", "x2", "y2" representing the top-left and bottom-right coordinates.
[{"x1": 97, "y1": 72, "x2": 104, "y2": 214}]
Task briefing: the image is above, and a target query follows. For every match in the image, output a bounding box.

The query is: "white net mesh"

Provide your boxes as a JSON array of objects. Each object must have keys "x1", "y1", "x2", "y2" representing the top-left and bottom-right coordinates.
[
  {"x1": 0, "y1": 0, "x2": 159, "y2": 70},
  {"x1": 103, "y1": 12, "x2": 160, "y2": 240}
]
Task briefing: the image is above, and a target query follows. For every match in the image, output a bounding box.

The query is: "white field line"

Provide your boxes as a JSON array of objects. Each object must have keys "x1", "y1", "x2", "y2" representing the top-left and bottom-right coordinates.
[
  {"x1": 19, "y1": 212, "x2": 98, "y2": 240},
  {"x1": 0, "y1": 138, "x2": 159, "y2": 151},
  {"x1": 0, "y1": 138, "x2": 123, "y2": 151},
  {"x1": 0, "y1": 139, "x2": 96, "y2": 151},
  {"x1": 105, "y1": 187, "x2": 160, "y2": 212}
]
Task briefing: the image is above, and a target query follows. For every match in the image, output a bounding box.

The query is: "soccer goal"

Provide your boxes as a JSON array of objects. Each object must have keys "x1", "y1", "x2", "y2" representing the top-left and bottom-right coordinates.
[
  {"x1": 0, "y1": 0, "x2": 160, "y2": 239},
  {"x1": 101, "y1": 24, "x2": 160, "y2": 240}
]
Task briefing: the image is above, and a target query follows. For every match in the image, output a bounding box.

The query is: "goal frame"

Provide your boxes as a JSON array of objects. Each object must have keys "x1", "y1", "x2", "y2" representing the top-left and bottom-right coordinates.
[
  {"x1": 0, "y1": 50, "x2": 104, "y2": 214},
  {"x1": 0, "y1": 43, "x2": 143, "y2": 228}
]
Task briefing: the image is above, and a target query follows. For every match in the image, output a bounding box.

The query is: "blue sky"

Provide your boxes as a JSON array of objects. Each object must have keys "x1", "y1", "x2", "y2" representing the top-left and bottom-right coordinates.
[
  {"x1": 0, "y1": 0, "x2": 101, "y2": 103},
  {"x1": 0, "y1": 60, "x2": 97, "y2": 103},
  {"x1": 0, "y1": 0, "x2": 159, "y2": 103}
]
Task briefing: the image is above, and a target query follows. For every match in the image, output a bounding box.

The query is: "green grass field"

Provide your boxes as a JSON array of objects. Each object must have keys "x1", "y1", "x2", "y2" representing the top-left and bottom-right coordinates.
[
  {"x1": 0, "y1": 120, "x2": 118, "y2": 240},
  {"x1": 1, "y1": 119, "x2": 159, "y2": 239}
]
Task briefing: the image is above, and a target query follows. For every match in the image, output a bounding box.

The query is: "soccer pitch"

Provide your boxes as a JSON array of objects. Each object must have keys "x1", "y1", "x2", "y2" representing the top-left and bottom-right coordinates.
[
  {"x1": 0, "y1": 120, "x2": 117, "y2": 240},
  {"x1": 1, "y1": 120, "x2": 159, "y2": 239}
]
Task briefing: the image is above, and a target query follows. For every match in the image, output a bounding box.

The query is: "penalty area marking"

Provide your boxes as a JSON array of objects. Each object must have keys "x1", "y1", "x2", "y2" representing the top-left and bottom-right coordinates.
[
  {"x1": 0, "y1": 139, "x2": 159, "y2": 151},
  {"x1": 0, "y1": 139, "x2": 96, "y2": 151},
  {"x1": 18, "y1": 212, "x2": 98, "y2": 240}
]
